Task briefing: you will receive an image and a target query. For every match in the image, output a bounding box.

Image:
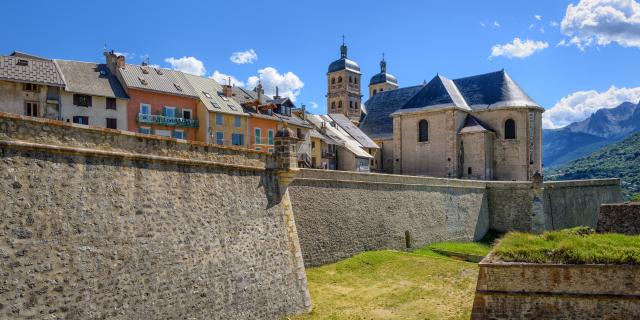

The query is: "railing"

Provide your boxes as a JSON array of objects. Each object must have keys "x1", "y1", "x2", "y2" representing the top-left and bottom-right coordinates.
[{"x1": 137, "y1": 113, "x2": 198, "y2": 128}]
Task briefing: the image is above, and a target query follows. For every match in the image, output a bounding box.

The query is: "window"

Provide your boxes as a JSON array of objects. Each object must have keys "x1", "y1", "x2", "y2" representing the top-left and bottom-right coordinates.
[
  {"x1": 211, "y1": 102, "x2": 221, "y2": 109},
  {"x1": 268, "y1": 148, "x2": 274, "y2": 153},
  {"x1": 216, "y1": 113, "x2": 224, "y2": 125},
  {"x1": 25, "y1": 102, "x2": 38, "y2": 117},
  {"x1": 203, "y1": 91, "x2": 212, "y2": 99},
  {"x1": 380, "y1": 88, "x2": 384, "y2": 92},
  {"x1": 349, "y1": 76, "x2": 352, "y2": 83},
  {"x1": 234, "y1": 115, "x2": 242, "y2": 127},
  {"x1": 106, "y1": 118, "x2": 117, "y2": 129},
  {"x1": 173, "y1": 130, "x2": 185, "y2": 139},
  {"x1": 182, "y1": 109, "x2": 192, "y2": 120},
  {"x1": 418, "y1": 119, "x2": 429, "y2": 142},
  {"x1": 350, "y1": 101, "x2": 353, "y2": 108},
  {"x1": 331, "y1": 101, "x2": 336, "y2": 109},
  {"x1": 228, "y1": 104, "x2": 237, "y2": 111},
  {"x1": 505, "y1": 119, "x2": 516, "y2": 139},
  {"x1": 311, "y1": 141, "x2": 316, "y2": 149},
  {"x1": 338, "y1": 101, "x2": 342, "y2": 108},
  {"x1": 139, "y1": 127, "x2": 151, "y2": 134},
  {"x1": 355, "y1": 102, "x2": 359, "y2": 109},
  {"x1": 232, "y1": 133, "x2": 244, "y2": 146},
  {"x1": 354, "y1": 77, "x2": 358, "y2": 84},
  {"x1": 173, "y1": 83, "x2": 183, "y2": 92},
  {"x1": 106, "y1": 97, "x2": 117, "y2": 110},
  {"x1": 219, "y1": 92, "x2": 229, "y2": 101},
  {"x1": 73, "y1": 116, "x2": 89, "y2": 125},
  {"x1": 331, "y1": 77, "x2": 335, "y2": 84},
  {"x1": 255, "y1": 128, "x2": 261, "y2": 144},
  {"x1": 163, "y1": 106, "x2": 176, "y2": 118},
  {"x1": 338, "y1": 76, "x2": 342, "y2": 83},
  {"x1": 22, "y1": 83, "x2": 38, "y2": 91},
  {"x1": 268, "y1": 129, "x2": 274, "y2": 145},
  {"x1": 73, "y1": 94, "x2": 92, "y2": 107},
  {"x1": 140, "y1": 103, "x2": 150, "y2": 114},
  {"x1": 373, "y1": 89, "x2": 377, "y2": 96},
  {"x1": 138, "y1": 77, "x2": 148, "y2": 85},
  {"x1": 16, "y1": 59, "x2": 28, "y2": 66},
  {"x1": 296, "y1": 128, "x2": 302, "y2": 139},
  {"x1": 468, "y1": 167, "x2": 473, "y2": 175},
  {"x1": 216, "y1": 132, "x2": 224, "y2": 145},
  {"x1": 155, "y1": 68, "x2": 164, "y2": 75}
]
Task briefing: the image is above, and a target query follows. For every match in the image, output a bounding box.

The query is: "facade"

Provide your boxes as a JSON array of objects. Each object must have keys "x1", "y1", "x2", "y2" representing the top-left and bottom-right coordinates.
[
  {"x1": 388, "y1": 70, "x2": 543, "y2": 181},
  {"x1": 309, "y1": 128, "x2": 338, "y2": 169},
  {"x1": 326, "y1": 41, "x2": 362, "y2": 123},
  {"x1": 105, "y1": 52, "x2": 200, "y2": 140},
  {"x1": 0, "y1": 53, "x2": 65, "y2": 120},
  {"x1": 368, "y1": 55, "x2": 399, "y2": 98},
  {"x1": 55, "y1": 60, "x2": 129, "y2": 129},
  {"x1": 184, "y1": 74, "x2": 248, "y2": 147}
]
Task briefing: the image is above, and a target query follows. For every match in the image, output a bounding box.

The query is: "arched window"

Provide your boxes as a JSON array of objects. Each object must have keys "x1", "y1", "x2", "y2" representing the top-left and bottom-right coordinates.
[
  {"x1": 380, "y1": 88, "x2": 384, "y2": 92},
  {"x1": 349, "y1": 76, "x2": 352, "y2": 83},
  {"x1": 338, "y1": 101, "x2": 342, "y2": 108},
  {"x1": 355, "y1": 102, "x2": 359, "y2": 109},
  {"x1": 331, "y1": 101, "x2": 335, "y2": 109},
  {"x1": 354, "y1": 77, "x2": 358, "y2": 84},
  {"x1": 349, "y1": 101, "x2": 353, "y2": 108},
  {"x1": 338, "y1": 76, "x2": 342, "y2": 83},
  {"x1": 373, "y1": 89, "x2": 377, "y2": 96},
  {"x1": 418, "y1": 120, "x2": 429, "y2": 142},
  {"x1": 504, "y1": 119, "x2": 516, "y2": 139},
  {"x1": 331, "y1": 77, "x2": 335, "y2": 84}
]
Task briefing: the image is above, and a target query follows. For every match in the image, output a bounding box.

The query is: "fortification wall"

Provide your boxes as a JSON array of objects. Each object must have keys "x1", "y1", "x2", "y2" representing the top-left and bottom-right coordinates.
[
  {"x1": 289, "y1": 169, "x2": 489, "y2": 267},
  {"x1": 544, "y1": 179, "x2": 623, "y2": 230},
  {"x1": 0, "y1": 113, "x2": 310, "y2": 319},
  {"x1": 597, "y1": 202, "x2": 640, "y2": 234},
  {"x1": 485, "y1": 182, "x2": 534, "y2": 232}
]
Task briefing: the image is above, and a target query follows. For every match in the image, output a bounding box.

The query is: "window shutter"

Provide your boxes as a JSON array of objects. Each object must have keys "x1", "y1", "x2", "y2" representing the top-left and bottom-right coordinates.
[
  {"x1": 163, "y1": 106, "x2": 167, "y2": 116},
  {"x1": 73, "y1": 94, "x2": 78, "y2": 105},
  {"x1": 87, "y1": 96, "x2": 92, "y2": 107}
]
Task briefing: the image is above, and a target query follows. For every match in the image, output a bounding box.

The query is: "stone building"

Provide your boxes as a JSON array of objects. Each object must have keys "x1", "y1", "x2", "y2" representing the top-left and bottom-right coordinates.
[
  {"x1": 368, "y1": 55, "x2": 399, "y2": 98},
  {"x1": 54, "y1": 59, "x2": 129, "y2": 130},
  {"x1": 0, "y1": 52, "x2": 65, "y2": 120},
  {"x1": 326, "y1": 41, "x2": 363, "y2": 123},
  {"x1": 362, "y1": 70, "x2": 543, "y2": 181}
]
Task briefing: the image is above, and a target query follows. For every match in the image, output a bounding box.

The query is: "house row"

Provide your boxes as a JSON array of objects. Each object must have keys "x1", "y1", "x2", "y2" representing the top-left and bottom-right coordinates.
[{"x1": 0, "y1": 50, "x2": 378, "y2": 172}]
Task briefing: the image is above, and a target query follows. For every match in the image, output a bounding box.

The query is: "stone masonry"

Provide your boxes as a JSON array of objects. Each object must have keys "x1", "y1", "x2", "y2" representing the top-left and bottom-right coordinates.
[{"x1": 597, "y1": 202, "x2": 640, "y2": 234}]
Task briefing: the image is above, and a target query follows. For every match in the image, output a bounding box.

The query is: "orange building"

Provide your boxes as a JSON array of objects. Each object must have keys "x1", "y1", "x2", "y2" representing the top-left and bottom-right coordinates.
[
  {"x1": 248, "y1": 113, "x2": 279, "y2": 152},
  {"x1": 105, "y1": 52, "x2": 200, "y2": 140}
]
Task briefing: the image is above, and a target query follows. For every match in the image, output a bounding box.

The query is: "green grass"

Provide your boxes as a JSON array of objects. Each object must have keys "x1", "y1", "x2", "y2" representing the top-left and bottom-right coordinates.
[
  {"x1": 288, "y1": 249, "x2": 478, "y2": 320},
  {"x1": 632, "y1": 193, "x2": 640, "y2": 202},
  {"x1": 427, "y1": 241, "x2": 492, "y2": 257},
  {"x1": 494, "y1": 227, "x2": 640, "y2": 264}
]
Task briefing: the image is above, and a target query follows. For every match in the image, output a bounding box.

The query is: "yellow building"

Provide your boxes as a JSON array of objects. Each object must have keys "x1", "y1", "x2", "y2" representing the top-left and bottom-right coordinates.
[{"x1": 184, "y1": 74, "x2": 249, "y2": 147}]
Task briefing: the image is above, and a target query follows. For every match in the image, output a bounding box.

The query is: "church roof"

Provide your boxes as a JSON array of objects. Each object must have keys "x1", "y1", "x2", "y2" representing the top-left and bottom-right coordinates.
[
  {"x1": 369, "y1": 72, "x2": 397, "y2": 85},
  {"x1": 328, "y1": 58, "x2": 360, "y2": 73},
  {"x1": 459, "y1": 115, "x2": 495, "y2": 134},
  {"x1": 359, "y1": 85, "x2": 424, "y2": 140},
  {"x1": 401, "y1": 75, "x2": 470, "y2": 112},
  {"x1": 453, "y1": 70, "x2": 540, "y2": 110}
]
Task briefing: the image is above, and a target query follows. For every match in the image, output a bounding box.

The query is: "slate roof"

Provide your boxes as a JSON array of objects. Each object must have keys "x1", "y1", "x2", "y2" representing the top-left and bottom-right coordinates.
[
  {"x1": 328, "y1": 58, "x2": 361, "y2": 73},
  {"x1": 0, "y1": 55, "x2": 64, "y2": 87},
  {"x1": 309, "y1": 128, "x2": 337, "y2": 144},
  {"x1": 359, "y1": 85, "x2": 424, "y2": 140},
  {"x1": 230, "y1": 86, "x2": 269, "y2": 105},
  {"x1": 453, "y1": 70, "x2": 540, "y2": 110},
  {"x1": 401, "y1": 75, "x2": 470, "y2": 112},
  {"x1": 182, "y1": 73, "x2": 245, "y2": 116},
  {"x1": 10, "y1": 51, "x2": 50, "y2": 61},
  {"x1": 118, "y1": 64, "x2": 198, "y2": 98},
  {"x1": 307, "y1": 115, "x2": 372, "y2": 159},
  {"x1": 370, "y1": 72, "x2": 397, "y2": 85},
  {"x1": 459, "y1": 115, "x2": 495, "y2": 134},
  {"x1": 54, "y1": 60, "x2": 128, "y2": 99},
  {"x1": 328, "y1": 113, "x2": 379, "y2": 149},
  {"x1": 275, "y1": 113, "x2": 313, "y2": 128}
]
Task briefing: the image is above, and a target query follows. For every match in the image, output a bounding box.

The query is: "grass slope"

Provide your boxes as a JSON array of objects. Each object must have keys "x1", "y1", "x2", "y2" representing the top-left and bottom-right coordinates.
[
  {"x1": 494, "y1": 227, "x2": 640, "y2": 264},
  {"x1": 289, "y1": 249, "x2": 478, "y2": 320},
  {"x1": 545, "y1": 132, "x2": 640, "y2": 198}
]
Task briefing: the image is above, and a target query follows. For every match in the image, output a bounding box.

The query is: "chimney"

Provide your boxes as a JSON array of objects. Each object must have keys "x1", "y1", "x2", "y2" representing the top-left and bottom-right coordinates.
[
  {"x1": 301, "y1": 104, "x2": 306, "y2": 121},
  {"x1": 222, "y1": 77, "x2": 233, "y2": 98},
  {"x1": 104, "y1": 50, "x2": 125, "y2": 74},
  {"x1": 274, "y1": 86, "x2": 280, "y2": 99}
]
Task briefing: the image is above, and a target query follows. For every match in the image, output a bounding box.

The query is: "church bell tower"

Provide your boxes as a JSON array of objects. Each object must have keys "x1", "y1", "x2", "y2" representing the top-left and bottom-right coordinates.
[{"x1": 326, "y1": 37, "x2": 362, "y2": 123}]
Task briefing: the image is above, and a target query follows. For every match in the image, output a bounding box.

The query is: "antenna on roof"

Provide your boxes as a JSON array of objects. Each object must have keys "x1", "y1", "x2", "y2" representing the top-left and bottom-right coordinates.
[
  {"x1": 103, "y1": 43, "x2": 107, "y2": 54},
  {"x1": 142, "y1": 56, "x2": 150, "y2": 66},
  {"x1": 228, "y1": 76, "x2": 231, "y2": 86}
]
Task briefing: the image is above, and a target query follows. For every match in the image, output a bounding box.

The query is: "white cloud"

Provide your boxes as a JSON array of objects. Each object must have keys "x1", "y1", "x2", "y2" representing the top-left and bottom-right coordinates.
[
  {"x1": 164, "y1": 56, "x2": 206, "y2": 76},
  {"x1": 246, "y1": 67, "x2": 304, "y2": 102},
  {"x1": 543, "y1": 85, "x2": 640, "y2": 128},
  {"x1": 561, "y1": 0, "x2": 640, "y2": 48},
  {"x1": 210, "y1": 70, "x2": 245, "y2": 87},
  {"x1": 480, "y1": 21, "x2": 486, "y2": 27},
  {"x1": 490, "y1": 38, "x2": 549, "y2": 58},
  {"x1": 308, "y1": 101, "x2": 319, "y2": 109},
  {"x1": 550, "y1": 21, "x2": 559, "y2": 27},
  {"x1": 529, "y1": 23, "x2": 536, "y2": 29},
  {"x1": 535, "y1": 14, "x2": 543, "y2": 20},
  {"x1": 493, "y1": 21, "x2": 501, "y2": 27},
  {"x1": 540, "y1": 27, "x2": 546, "y2": 33},
  {"x1": 230, "y1": 49, "x2": 258, "y2": 64}
]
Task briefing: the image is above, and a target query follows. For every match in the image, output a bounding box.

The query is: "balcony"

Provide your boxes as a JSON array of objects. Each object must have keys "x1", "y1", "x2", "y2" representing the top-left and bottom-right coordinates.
[{"x1": 137, "y1": 113, "x2": 198, "y2": 128}]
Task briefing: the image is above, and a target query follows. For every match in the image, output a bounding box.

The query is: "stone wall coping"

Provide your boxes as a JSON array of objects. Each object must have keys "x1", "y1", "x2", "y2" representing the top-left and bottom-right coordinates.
[
  {"x1": 293, "y1": 177, "x2": 487, "y2": 190},
  {"x1": 544, "y1": 178, "x2": 621, "y2": 188},
  {"x1": 601, "y1": 202, "x2": 640, "y2": 207},
  {"x1": 480, "y1": 252, "x2": 639, "y2": 267},
  {"x1": 0, "y1": 111, "x2": 268, "y2": 156}
]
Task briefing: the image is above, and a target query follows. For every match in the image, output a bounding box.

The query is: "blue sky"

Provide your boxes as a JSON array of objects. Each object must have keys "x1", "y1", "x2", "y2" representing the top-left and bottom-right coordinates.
[{"x1": 3, "y1": 0, "x2": 640, "y2": 128}]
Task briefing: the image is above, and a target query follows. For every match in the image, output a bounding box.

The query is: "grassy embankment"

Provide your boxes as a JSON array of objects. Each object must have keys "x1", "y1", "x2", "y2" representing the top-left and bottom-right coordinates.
[{"x1": 494, "y1": 227, "x2": 640, "y2": 264}]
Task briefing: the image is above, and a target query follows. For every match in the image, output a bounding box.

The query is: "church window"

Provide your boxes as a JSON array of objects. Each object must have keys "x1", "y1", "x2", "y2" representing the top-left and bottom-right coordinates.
[
  {"x1": 380, "y1": 88, "x2": 384, "y2": 92},
  {"x1": 418, "y1": 120, "x2": 429, "y2": 142},
  {"x1": 338, "y1": 76, "x2": 342, "y2": 83},
  {"x1": 349, "y1": 76, "x2": 352, "y2": 83},
  {"x1": 468, "y1": 167, "x2": 472, "y2": 175},
  {"x1": 350, "y1": 101, "x2": 353, "y2": 108},
  {"x1": 355, "y1": 102, "x2": 359, "y2": 109},
  {"x1": 373, "y1": 89, "x2": 377, "y2": 96},
  {"x1": 505, "y1": 119, "x2": 516, "y2": 139},
  {"x1": 354, "y1": 77, "x2": 358, "y2": 84},
  {"x1": 331, "y1": 77, "x2": 335, "y2": 84},
  {"x1": 338, "y1": 101, "x2": 342, "y2": 108},
  {"x1": 331, "y1": 101, "x2": 336, "y2": 109}
]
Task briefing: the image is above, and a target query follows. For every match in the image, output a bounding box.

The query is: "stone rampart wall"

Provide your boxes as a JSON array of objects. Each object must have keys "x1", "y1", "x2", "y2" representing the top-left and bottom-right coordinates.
[
  {"x1": 0, "y1": 113, "x2": 310, "y2": 319},
  {"x1": 597, "y1": 202, "x2": 640, "y2": 234}
]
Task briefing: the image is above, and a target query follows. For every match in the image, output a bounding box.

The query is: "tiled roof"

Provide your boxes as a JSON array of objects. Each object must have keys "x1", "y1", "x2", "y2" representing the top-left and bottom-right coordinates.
[
  {"x1": 182, "y1": 73, "x2": 245, "y2": 116},
  {"x1": 10, "y1": 51, "x2": 50, "y2": 61},
  {"x1": 328, "y1": 113, "x2": 379, "y2": 149},
  {"x1": 54, "y1": 60, "x2": 128, "y2": 99},
  {"x1": 230, "y1": 86, "x2": 269, "y2": 105},
  {"x1": 359, "y1": 85, "x2": 423, "y2": 140},
  {"x1": 0, "y1": 55, "x2": 64, "y2": 87},
  {"x1": 307, "y1": 114, "x2": 372, "y2": 159},
  {"x1": 309, "y1": 128, "x2": 337, "y2": 144},
  {"x1": 459, "y1": 115, "x2": 495, "y2": 134},
  {"x1": 275, "y1": 113, "x2": 313, "y2": 128},
  {"x1": 118, "y1": 64, "x2": 198, "y2": 98}
]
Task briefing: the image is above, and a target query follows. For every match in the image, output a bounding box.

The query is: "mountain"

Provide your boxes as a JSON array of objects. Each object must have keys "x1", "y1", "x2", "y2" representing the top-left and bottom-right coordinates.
[
  {"x1": 542, "y1": 101, "x2": 640, "y2": 168},
  {"x1": 545, "y1": 132, "x2": 640, "y2": 199}
]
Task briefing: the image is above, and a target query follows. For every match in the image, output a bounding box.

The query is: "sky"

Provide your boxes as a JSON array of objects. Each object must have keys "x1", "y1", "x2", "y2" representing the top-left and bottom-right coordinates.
[{"x1": 3, "y1": 0, "x2": 640, "y2": 128}]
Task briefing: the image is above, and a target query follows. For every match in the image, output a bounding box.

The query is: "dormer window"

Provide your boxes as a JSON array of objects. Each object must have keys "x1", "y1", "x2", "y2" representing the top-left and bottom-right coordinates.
[
  {"x1": 140, "y1": 66, "x2": 149, "y2": 74},
  {"x1": 219, "y1": 92, "x2": 229, "y2": 101},
  {"x1": 16, "y1": 59, "x2": 28, "y2": 66},
  {"x1": 228, "y1": 104, "x2": 237, "y2": 111},
  {"x1": 138, "y1": 77, "x2": 148, "y2": 85},
  {"x1": 203, "y1": 91, "x2": 212, "y2": 99}
]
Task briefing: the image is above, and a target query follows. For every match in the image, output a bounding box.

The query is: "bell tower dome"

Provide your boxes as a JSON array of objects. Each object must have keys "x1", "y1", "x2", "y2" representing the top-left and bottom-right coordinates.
[{"x1": 326, "y1": 37, "x2": 362, "y2": 123}]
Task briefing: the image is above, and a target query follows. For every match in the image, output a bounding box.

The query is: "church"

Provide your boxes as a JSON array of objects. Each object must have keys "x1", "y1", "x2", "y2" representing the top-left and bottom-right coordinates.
[{"x1": 328, "y1": 41, "x2": 544, "y2": 181}]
